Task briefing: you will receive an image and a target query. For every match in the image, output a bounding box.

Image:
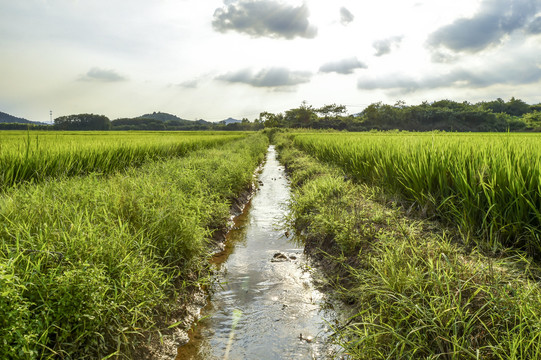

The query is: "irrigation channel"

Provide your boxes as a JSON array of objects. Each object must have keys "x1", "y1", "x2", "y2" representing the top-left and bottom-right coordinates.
[{"x1": 177, "y1": 146, "x2": 339, "y2": 359}]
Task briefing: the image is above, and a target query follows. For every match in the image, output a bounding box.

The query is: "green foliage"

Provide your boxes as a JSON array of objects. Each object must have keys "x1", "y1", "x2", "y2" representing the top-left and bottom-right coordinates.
[
  {"x1": 0, "y1": 111, "x2": 37, "y2": 124},
  {"x1": 0, "y1": 261, "x2": 36, "y2": 359},
  {"x1": 480, "y1": 97, "x2": 531, "y2": 116},
  {"x1": 54, "y1": 113, "x2": 111, "y2": 130},
  {"x1": 291, "y1": 132, "x2": 541, "y2": 256},
  {"x1": 359, "y1": 100, "x2": 510, "y2": 131},
  {"x1": 0, "y1": 131, "x2": 245, "y2": 191},
  {"x1": 522, "y1": 111, "x2": 541, "y2": 131},
  {"x1": 277, "y1": 133, "x2": 541, "y2": 359},
  {"x1": 261, "y1": 98, "x2": 538, "y2": 132},
  {"x1": 284, "y1": 101, "x2": 318, "y2": 128},
  {"x1": 111, "y1": 114, "x2": 263, "y2": 131},
  {"x1": 0, "y1": 133, "x2": 268, "y2": 359}
]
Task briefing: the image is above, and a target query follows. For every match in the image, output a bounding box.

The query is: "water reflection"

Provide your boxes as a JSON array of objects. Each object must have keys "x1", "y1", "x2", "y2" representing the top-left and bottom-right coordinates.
[{"x1": 177, "y1": 146, "x2": 338, "y2": 360}]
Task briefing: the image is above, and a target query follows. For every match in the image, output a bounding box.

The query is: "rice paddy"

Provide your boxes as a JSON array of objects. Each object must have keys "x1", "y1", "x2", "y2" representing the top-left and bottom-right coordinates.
[
  {"x1": 276, "y1": 131, "x2": 541, "y2": 359},
  {"x1": 3, "y1": 128, "x2": 541, "y2": 359},
  {"x1": 0, "y1": 131, "x2": 267, "y2": 359},
  {"x1": 290, "y1": 132, "x2": 541, "y2": 255},
  {"x1": 0, "y1": 131, "x2": 245, "y2": 190}
]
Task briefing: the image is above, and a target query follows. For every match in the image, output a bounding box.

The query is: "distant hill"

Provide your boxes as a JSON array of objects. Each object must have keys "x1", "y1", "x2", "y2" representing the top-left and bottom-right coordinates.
[
  {"x1": 138, "y1": 112, "x2": 212, "y2": 125},
  {"x1": 219, "y1": 117, "x2": 241, "y2": 125},
  {"x1": 112, "y1": 111, "x2": 216, "y2": 130},
  {"x1": 0, "y1": 111, "x2": 44, "y2": 124},
  {"x1": 140, "y1": 112, "x2": 189, "y2": 122}
]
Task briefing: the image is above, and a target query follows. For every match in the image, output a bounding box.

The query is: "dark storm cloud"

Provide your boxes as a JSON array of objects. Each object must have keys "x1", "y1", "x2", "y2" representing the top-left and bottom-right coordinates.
[
  {"x1": 527, "y1": 16, "x2": 541, "y2": 33},
  {"x1": 339, "y1": 7, "x2": 355, "y2": 25},
  {"x1": 212, "y1": 0, "x2": 317, "y2": 39},
  {"x1": 319, "y1": 57, "x2": 367, "y2": 74},
  {"x1": 373, "y1": 36, "x2": 403, "y2": 56},
  {"x1": 217, "y1": 67, "x2": 312, "y2": 87},
  {"x1": 79, "y1": 67, "x2": 127, "y2": 82},
  {"x1": 427, "y1": 0, "x2": 539, "y2": 53},
  {"x1": 357, "y1": 60, "x2": 541, "y2": 92}
]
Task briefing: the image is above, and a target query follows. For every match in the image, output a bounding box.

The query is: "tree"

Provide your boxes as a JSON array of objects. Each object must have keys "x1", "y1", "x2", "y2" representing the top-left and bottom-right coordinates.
[
  {"x1": 54, "y1": 114, "x2": 111, "y2": 130},
  {"x1": 522, "y1": 111, "x2": 541, "y2": 131},
  {"x1": 284, "y1": 101, "x2": 317, "y2": 128},
  {"x1": 316, "y1": 104, "x2": 347, "y2": 118},
  {"x1": 480, "y1": 98, "x2": 506, "y2": 113},
  {"x1": 259, "y1": 111, "x2": 285, "y2": 128},
  {"x1": 505, "y1": 97, "x2": 530, "y2": 116}
]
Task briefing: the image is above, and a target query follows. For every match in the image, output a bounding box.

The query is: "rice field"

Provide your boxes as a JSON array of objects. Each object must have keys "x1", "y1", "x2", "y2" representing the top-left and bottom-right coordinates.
[
  {"x1": 4, "y1": 128, "x2": 541, "y2": 359},
  {"x1": 0, "y1": 130, "x2": 245, "y2": 190},
  {"x1": 290, "y1": 132, "x2": 541, "y2": 255},
  {"x1": 276, "y1": 132, "x2": 541, "y2": 359},
  {"x1": 0, "y1": 131, "x2": 268, "y2": 359}
]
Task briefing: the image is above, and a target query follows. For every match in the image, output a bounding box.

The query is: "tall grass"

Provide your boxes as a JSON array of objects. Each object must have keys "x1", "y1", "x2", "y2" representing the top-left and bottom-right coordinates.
[
  {"x1": 0, "y1": 131, "x2": 246, "y2": 191},
  {"x1": 291, "y1": 132, "x2": 541, "y2": 255},
  {"x1": 0, "y1": 134, "x2": 268, "y2": 359},
  {"x1": 276, "y1": 134, "x2": 541, "y2": 359}
]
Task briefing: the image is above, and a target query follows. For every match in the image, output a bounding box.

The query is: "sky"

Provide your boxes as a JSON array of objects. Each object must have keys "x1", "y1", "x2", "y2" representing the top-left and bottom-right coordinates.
[{"x1": 1, "y1": 0, "x2": 540, "y2": 122}]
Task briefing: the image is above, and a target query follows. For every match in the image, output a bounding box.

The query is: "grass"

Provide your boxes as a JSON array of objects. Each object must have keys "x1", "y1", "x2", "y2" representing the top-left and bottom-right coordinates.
[
  {"x1": 275, "y1": 132, "x2": 541, "y2": 360},
  {"x1": 0, "y1": 133, "x2": 268, "y2": 359},
  {"x1": 0, "y1": 130, "x2": 246, "y2": 191},
  {"x1": 289, "y1": 131, "x2": 541, "y2": 257}
]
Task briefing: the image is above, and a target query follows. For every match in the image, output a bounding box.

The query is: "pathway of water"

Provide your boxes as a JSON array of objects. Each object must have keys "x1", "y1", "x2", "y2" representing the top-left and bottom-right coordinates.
[{"x1": 177, "y1": 145, "x2": 338, "y2": 359}]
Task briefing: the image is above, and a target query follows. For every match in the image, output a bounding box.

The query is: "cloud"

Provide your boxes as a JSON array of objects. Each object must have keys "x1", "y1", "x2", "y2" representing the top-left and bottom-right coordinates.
[
  {"x1": 178, "y1": 79, "x2": 199, "y2": 89},
  {"x1": 217, "y1": 67, "x2": 312, "y2": 87},
  {"x1": 79, "y1": 67, "x2": 127, "y2": 82},
  {"x1": 373, "y1": 36, "x2": 403, "y2": 56},
  {"x1": 319, "y1": 57, "x2": 367, "y2": 74},
  {"x1": 427, "y1": 0, "x2": 539, "y2": 53},
  {"x1": 357, "y1": 59, "x2": 541, "y2": 93},
  {"x1": 527, "y1": 16, "x2": 541, "y2": 34},
  {"x1": 339, "y1": 7, "x2": 354, "y2": 25},
  {"x1": 212, "y1": 0, "x2": 317, "y2": 39},
  {"x1": 430, "y1": 51, "x2": 459, "y2": 64}
]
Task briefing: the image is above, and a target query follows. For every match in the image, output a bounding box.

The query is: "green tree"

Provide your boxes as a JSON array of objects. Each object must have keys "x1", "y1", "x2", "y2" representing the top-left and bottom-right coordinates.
[
  {"x1": 259, "y1": 111, "x2": 285, "y2": 128},
  {"x1": 506, "y1": 97, "x2": 530, "y2": 116},
  {"x1": 284, "y1": 101, "x2": 317, "y2": 128},
  {"x1": 316, "y1": 104, "x2": 347, "y2": 118},
  {"x1": 54, "y1": 114, "x2": 111, "y2": 130}
]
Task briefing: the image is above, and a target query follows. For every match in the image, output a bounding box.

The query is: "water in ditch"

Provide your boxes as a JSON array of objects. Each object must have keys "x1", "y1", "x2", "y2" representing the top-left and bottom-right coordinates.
[{"x1": 176, "y1": 145, "x2": 340, "y2": 359}]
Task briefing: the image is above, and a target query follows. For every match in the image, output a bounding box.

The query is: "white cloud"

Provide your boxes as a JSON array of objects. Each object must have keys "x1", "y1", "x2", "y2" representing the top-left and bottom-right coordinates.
[
  {"x1": 217, "y1": 67, "x2": 312, "y2": 88},
  {"x1": 373, "y1": 36, "x2": 404, "y2": 56},
  {"x1": 79, "y1": 68, "x2": 127, "y2": 82},
  {"x1": 319, "y1": 57, "x2": 367, "y2": 74},
  {"x1": 358, "y1": 55, "x2": 541, "y2": 92},
  {"x1": 339, "y1": 7, "x2": 355, "y2": 25}
]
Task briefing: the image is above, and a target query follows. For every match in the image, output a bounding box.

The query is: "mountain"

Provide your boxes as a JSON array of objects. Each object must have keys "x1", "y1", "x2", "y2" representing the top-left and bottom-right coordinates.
[
  {"x1": 219, "y1": 117, "x2": 241, "y2": 125},
  {"x1": 138, "y1": 112, "x2": 213, "y2": 125},
  {"x1": 0, "y1": 111, "x2": 45, "y2": 124},
  {"x1": 140, "y1": 112, "x2": 189, "y2": 122}
]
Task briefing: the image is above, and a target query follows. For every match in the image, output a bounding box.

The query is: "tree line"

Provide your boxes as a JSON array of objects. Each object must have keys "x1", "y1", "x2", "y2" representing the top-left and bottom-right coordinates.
[
  {"x1": 2, "y1": 97, "x2": 539, "y2": 132},
  {"x1": 259, "y1": 98, "x2": 541, "y2": 132}
]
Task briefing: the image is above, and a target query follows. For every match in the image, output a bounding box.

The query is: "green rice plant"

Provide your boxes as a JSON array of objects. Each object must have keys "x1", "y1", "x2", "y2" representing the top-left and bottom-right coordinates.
[
  {"x1": 277, "y1": 135, "x2": 541, "y2": 359},
  {"x1": 0, "y1": 133, "x2": 268, "y2": 359},
  {"x1": 290, "y1": 132, "x2": 541, "y2": 256},
  {"x1": 0, "y1": 130, "x2": 246, "y2": 191}
]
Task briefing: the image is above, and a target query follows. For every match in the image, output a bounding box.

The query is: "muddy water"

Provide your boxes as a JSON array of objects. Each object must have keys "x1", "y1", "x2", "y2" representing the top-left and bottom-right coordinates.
[{"x1": 177, "y1": 145, "x2": 338, "y2": 359}]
